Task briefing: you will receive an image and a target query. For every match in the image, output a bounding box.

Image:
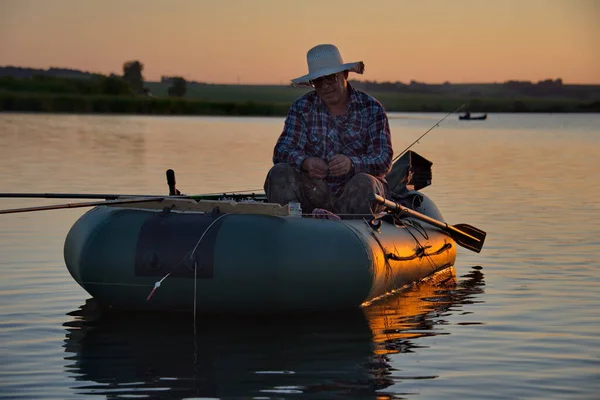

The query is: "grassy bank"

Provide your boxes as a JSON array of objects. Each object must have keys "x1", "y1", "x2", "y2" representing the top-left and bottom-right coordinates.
[
  {"x1": 1, "y1": 89, "x2": 598, "y2": 115},
  {"x1": 145, "y1": 82, "x2": 600, "y2": 113},
  {"x1": 0, "y1": 91, "x2": 290, "y2": 116}
]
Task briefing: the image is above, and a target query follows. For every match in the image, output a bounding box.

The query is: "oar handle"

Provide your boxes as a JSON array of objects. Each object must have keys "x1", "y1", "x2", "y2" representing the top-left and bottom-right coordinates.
[
  {"x1": 369, "y1": 193, "x2": 447, "y2": 229},
  {"x1": 369, "y1": 193, "x2": 480, "y2": 243},
  {"x1": 370, "y1": 193, "x2": 403, "y2": 213}
]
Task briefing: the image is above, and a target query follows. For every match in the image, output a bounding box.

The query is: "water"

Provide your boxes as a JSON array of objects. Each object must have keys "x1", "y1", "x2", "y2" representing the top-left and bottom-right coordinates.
[{"x1": 0, "y1": 112, "x2": 599, "y2": 399}]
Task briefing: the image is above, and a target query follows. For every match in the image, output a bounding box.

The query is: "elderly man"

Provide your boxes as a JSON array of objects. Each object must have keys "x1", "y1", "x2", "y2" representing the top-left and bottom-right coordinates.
[{"x1": 264, "y1": 44, "x2": 393, "y2": 216}]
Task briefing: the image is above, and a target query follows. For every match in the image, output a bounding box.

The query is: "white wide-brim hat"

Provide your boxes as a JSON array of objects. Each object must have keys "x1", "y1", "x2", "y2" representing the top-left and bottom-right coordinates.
[{"x1": 291, "y1": 44, "x2": 364, "y2": 87}]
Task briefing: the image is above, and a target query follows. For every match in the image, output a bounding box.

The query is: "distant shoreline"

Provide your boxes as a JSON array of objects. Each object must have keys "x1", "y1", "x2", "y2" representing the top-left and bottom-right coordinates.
[
  {"x1": 2, "y1": 66, "x2": 598, "y2": 114},
  {"x1": 1, "y1": 91, "x2": 598, "y2": 115}
]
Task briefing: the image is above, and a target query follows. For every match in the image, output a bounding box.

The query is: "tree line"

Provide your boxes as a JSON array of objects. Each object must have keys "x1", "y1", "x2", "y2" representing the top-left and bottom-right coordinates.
[
  {"x1": 349, "y1": 78, "x2": 598, "y2": 100},
  {"x1": 1, "y1": 63, "x2": 598, "y2": 114},
  {"x1": 2, "y1": 63, "x2": 598, "y2": 101},
  {"x1": 0, "y1": 61, "x2": 188, "y2": 98}
]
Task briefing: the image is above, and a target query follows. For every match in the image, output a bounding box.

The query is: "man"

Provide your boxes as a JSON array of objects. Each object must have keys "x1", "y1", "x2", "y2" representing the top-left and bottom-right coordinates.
[{"x1": 264, "y1": 44, "x2": 393, "y2": 216}]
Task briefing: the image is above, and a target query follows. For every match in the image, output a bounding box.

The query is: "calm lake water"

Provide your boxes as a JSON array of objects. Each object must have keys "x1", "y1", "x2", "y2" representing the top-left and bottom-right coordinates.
[{"x1": 0, "y1": 112, "x2": 599, "y2": 399}]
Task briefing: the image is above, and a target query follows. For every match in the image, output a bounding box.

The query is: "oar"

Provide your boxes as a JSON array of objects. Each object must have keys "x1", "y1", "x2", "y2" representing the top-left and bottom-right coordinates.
[
  {"x1": 0, "y1": 197, "x2": 162, "y2": 215},
  {"x1": 369, "y1": 193, "x2": 486, "y2": 253}
]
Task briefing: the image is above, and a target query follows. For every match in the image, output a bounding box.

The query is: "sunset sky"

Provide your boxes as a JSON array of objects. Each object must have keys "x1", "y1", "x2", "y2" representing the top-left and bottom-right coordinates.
[{"x1": 1, "y1": 0, "x2": 598, "y2": 84}]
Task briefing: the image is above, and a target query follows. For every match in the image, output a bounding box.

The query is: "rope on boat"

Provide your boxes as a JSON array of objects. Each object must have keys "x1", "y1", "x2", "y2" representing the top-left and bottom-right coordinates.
[
  {"x1": 362, "y1": 218, "x2": 395, "y2": 287},
  {"x1": 399, "y1": 218, "x2": 429, "y2": 241},
  {"x1": 364, "y1": 215, "x2": 450, "y2": 293},
  {"x1": 397, "y1": 219, "x2": 443, "y2": 274}
]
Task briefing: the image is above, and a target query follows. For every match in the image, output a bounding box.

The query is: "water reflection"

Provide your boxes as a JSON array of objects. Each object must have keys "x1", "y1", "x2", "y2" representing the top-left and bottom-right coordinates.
[
  {"x1": 62, "y1": 267, "x2": 485, "y2": 399},
  {"x1": 0, "y1": 114, "x2": 148, "y2": 191},
  {"x1": 366, "y1": 266, "x2": 485, "y2": 357}
]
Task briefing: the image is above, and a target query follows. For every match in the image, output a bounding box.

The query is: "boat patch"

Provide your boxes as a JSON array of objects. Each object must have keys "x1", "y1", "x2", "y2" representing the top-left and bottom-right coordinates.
[{"x1": 134, "y1": 212, "x2": 225, "y2": 279}]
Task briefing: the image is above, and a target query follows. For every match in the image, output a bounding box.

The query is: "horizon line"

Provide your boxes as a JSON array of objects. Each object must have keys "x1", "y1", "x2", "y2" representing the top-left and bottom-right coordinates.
[{"x1": 1, "y1": 64, "x2": 599, "y2": 86}]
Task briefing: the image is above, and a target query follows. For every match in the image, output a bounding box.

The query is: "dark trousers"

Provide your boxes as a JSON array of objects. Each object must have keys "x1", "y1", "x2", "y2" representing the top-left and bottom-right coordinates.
[{"x1": 264, "y1": 163, "x2": 389, "y2": 215}]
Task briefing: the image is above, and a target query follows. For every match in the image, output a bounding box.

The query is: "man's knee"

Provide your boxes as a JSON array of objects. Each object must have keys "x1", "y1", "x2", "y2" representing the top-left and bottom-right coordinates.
[
  {"x1": 264, "y1": 163, "x2": 299, "y2": 205},
  {"x1": 265, "y1": 163, "x2": 297, "y2": 190},
  {"x1": 334, "y1": 173, "x2": 387, "y2": 215},
  {"x1": 345, "y1": 173, "x2": 382, "y2": 194},
  {"x1": 266, "y1": 163, "x2": 295, "y2": 181}
]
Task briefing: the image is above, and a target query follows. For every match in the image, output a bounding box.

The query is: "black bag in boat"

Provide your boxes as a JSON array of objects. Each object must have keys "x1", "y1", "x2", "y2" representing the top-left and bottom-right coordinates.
[{"x1": 385, "y1": 150, "x2": 433, "y2": 204}]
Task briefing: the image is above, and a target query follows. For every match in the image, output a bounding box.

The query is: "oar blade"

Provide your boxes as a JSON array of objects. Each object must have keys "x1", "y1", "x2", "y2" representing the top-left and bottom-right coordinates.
[
  {"x1": 369, "y1": 192, "x2": 487, "y2": 253},
  {"x1": 451, "y1": 223, "x2": 487, "y2": 253}
]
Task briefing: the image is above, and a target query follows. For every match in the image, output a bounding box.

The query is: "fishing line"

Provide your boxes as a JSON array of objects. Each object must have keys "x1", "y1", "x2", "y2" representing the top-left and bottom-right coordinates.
[
  {"x1": 146, "y1": 273, "x2": 171, "y2": 300},
  {"x1": 193, "y1": 258, "x2": 199, "y2": 382},
  {"x1": 145, "y1": 212, "x2": 231, "y2": 301},
  {"x1": 189, "y1": 213, "x2": 230, "y2": 259},
  {"x1": 394, "y1": 104, "x2": 465, "y2": 162},
  {"x1": 194, "y1": 260, "x2": 198, "y2": 335},
  {"x1": 188, "y1": 211, "x2": 230, "y2": 382},
  {"x1": 187, "y1": 213, "x2": 229, "y2": 389}
]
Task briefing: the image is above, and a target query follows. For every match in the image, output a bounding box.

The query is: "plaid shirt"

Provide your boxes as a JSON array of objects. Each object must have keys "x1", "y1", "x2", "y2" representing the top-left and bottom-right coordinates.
[{"x1": 273, "y1": 84, "x2": 393, "y2": 193}]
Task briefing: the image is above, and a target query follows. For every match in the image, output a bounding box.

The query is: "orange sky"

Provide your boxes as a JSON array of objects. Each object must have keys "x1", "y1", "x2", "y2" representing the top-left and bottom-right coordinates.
[{"x1": 1, "y1": 0, "x2": 599, "y2": 84}]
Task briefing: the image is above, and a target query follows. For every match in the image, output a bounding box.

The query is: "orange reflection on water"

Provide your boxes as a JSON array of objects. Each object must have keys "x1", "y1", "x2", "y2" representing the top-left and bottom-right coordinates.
[{"x1": 363, "y1": 267, "x2": 458, "y2": 356}]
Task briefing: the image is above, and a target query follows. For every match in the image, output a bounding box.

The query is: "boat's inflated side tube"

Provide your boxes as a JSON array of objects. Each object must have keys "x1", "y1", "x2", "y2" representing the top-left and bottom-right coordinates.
[{"x1": 65, "y1": 206, "x2": 374, "y2": 313}]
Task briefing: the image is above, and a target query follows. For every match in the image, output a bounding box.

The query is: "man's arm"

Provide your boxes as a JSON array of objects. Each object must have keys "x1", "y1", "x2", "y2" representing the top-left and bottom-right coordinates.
[
  {"x1": 273, "y1": 106, "x2": 308, "y2": 170},
  {"x1": 347, "y1": 106, "x2": 393, "y2": 177}
]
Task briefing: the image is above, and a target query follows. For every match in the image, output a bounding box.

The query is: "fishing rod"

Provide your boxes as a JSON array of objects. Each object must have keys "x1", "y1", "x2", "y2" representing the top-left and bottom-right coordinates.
[
  {"x1": 0, "y1": 168, "x2": 266, "y2": 215},
  {"x1": 0, "y1": 197, "x2": 162, "y2": 215},
  {"x1": 0, "y1": 169, "x2": 264, "y2": 201},
  {"x1": 0, "y1": 191, "x2": 266, "y2": 201},
  {"x1": 0, "y1": 192, "x2": 169, "y2": 200},
  {"x1": 393, "y1": 104, "x2": 465, "y2": 162}
]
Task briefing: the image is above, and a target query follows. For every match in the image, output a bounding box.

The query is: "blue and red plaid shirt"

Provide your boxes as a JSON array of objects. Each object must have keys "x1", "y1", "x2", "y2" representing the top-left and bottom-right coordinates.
[{"x1": 273, "y1": 84, "x2": 393, "y2": 193}]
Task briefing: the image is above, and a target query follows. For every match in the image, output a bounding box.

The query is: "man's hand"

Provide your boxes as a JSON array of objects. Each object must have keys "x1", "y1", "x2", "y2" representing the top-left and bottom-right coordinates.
[
  {"x1": 302, "y1": 157, "x2": 329, "y2": 179},
  {"x1": 328, "y1": 154, "x2": 353, "y2": 177}
]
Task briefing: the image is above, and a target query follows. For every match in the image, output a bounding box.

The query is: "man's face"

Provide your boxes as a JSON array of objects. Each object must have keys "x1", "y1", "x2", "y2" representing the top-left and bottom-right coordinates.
[{"x1": 311, "y1": 71, "x2": 348, "y2": 107}]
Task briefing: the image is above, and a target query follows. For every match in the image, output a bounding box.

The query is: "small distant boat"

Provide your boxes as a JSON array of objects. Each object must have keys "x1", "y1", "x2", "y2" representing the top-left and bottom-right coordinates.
[{"x1": 459, "y1": 113, "x2": 487, "y2": 121}]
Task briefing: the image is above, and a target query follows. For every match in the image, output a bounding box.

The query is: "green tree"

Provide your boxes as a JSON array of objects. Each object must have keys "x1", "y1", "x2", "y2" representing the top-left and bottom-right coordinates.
[
  {"x1": 122, "y1": 61, "x2": 144, "y2": 93},
  {"x1": 101, "y1": 74, "x2": 133, "y2": 95},
  {"x1": 167, "y1": 77, "x2": 187, "y2": 97}
]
